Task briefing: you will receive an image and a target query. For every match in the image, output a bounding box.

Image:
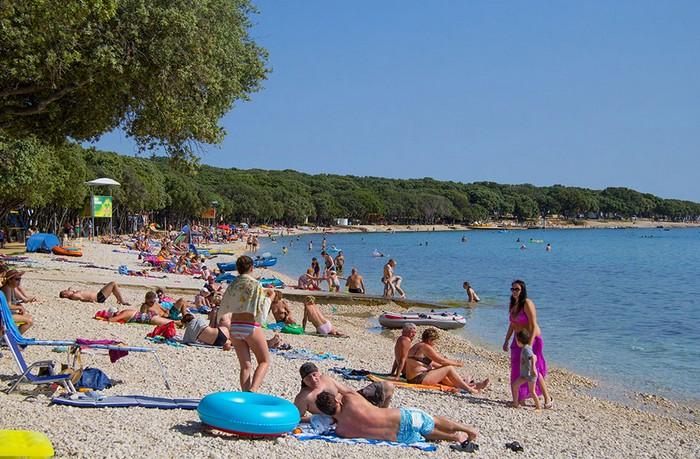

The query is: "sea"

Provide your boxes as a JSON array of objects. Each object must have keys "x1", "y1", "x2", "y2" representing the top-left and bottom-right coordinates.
[{"x1": 260, "y1": 227, "x2": 700, "y2": 403}]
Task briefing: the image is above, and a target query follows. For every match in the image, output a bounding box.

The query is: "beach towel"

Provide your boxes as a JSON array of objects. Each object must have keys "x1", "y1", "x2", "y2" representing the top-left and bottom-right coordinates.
[
  {"x1": 330, "y1": 367, "x2": 372, "y2": 381},
  {"x1": 145, "y1": 336, "x2": 184, "y2": 348},
  {"x1": 367, "y1": 374, "x2": 462, "y2": 394},
  {"x1": 292, "y1": 423, "x2": 437, "y2": 452},
  {"x1": 270, "y1": 348, "x2": 344, "y2": 361},
  {"x1": 76, "y1": 338, "x2": 129, "y2": 363},
  {"x1": 51, "y1": 393, "x2": 199, "y2": 409}
]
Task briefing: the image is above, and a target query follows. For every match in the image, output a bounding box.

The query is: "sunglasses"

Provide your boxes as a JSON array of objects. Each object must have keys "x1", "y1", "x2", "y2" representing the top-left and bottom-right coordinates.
[{"x1": 510, "y1": 287, "x2": 521, "y2": 292}]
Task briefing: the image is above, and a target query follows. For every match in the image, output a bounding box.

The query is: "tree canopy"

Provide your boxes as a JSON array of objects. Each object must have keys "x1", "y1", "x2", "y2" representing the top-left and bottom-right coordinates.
[
  {"x1": 0, "y1": 0, "x2": 268, "y2": 159},
  {"x1": 2, "y1": 142, "x2": 699, "y2": 232}
]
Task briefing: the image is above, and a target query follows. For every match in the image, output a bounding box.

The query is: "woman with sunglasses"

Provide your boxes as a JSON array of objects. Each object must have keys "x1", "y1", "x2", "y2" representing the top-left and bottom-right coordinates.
[{"x1": 503, "y1": 280, "x2": 550, "y2": 407}]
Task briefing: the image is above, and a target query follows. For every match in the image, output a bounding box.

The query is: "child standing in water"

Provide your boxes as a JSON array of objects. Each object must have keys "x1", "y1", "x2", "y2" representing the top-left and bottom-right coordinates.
[{"x1": 511, "y1": 329, "x2": 552, "y2": 410}]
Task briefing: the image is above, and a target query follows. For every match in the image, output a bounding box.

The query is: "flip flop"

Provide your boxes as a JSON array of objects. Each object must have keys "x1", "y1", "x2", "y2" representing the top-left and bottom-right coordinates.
[
  {"x1": 505, "y1": 441, "x2": 524, "y2": 452},
  {"x1": 450, "y1": 440, "x2": 479, "y2": 453}
]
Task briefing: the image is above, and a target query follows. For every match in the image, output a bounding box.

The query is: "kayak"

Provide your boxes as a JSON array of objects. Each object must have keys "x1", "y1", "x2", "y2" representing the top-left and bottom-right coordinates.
[
  {"x1": 254, "y1": 257, "x2": 277, "y2": 268},
  {"x1": 52, "y1": 246, "x2": 83, "y2": 257},
  {"x1": 217, "y1": 257, "x2": 277, "y2": 272},
  {"x1": 260, "y1": 278, "x2": 285, "y2": 288},
  {"x1": 215, "y1": 272, "x2": 284, "y2": 288},
  {"x1": 216, "y1": 262, "x2": 236, "y2": 272},
  {"x1": 378, "y1": 311, "x2": 466, "y2": 330}
]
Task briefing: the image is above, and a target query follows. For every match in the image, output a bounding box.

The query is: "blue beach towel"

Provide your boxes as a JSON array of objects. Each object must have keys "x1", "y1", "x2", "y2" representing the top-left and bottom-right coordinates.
[
  {"x1": 330, "y1": 367, "x2": 372, "y2": 381},
  {"x1": 52, "y1": 393, "x2": 199, "y2": 409},
  {"x1": 270, "y1": 348, "x2": 344, "y2": 361},
  {"x1": 293, "y1": 423, "x2": 437, "y2": 452}
]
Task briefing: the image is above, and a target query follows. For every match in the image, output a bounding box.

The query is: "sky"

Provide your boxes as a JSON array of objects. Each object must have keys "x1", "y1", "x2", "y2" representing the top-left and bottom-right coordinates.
[{"x1": 91, "y1": 1, "x2": 700, "y2": 202}]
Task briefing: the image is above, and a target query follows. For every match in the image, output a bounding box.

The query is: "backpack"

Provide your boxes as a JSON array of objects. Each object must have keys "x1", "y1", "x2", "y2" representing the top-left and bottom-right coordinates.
[
  {"x1": 147, "y1": 321, "x2": 177, "y2": 339},
  {"x1": 76, "y1": 367, "x2": 112, "y2": 390}
]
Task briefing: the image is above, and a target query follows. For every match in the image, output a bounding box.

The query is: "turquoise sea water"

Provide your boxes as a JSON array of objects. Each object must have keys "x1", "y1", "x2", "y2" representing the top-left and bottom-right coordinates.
[{"x1": 261, "y1": 228, "x2": 700, "y2": 402}]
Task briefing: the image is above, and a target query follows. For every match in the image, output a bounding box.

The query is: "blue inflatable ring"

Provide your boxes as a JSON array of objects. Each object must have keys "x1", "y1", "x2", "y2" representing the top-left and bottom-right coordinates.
[{"x1": 198, "y1": 392, "x2": 300, "y2": 437}]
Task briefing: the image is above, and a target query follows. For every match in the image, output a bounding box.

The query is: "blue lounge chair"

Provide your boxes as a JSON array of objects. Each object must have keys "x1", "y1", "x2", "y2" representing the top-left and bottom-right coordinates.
[
  {"x1": 2, "y1": 330, "x2": 77, "y2": 394},
  {"x1": 0, "y1": 292, "x2": 171, "y2": 389}
]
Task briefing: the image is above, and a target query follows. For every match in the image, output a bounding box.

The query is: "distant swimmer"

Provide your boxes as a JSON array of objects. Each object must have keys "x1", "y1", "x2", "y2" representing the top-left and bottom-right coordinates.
[
  {"x1": 461, "y1": 235, "x2": 468, "y2": 243},
  {"x1": 282, "y1": 246, "x2": 288, "y2": 255},
  {"x1": 545, "y1": 243, "x2": 552, "y2": 252},
  {"x1": 372, "y1": 249, "x2": 385, "y2": 257},
  {"x1": 520, "y1": 244, "x2": 527, "y2": 250},
  {"x1": 516, "y1": 238, "x2": 521, "y2": 243},
  {"x1": 308, "y1": 240, "x2": 313, "y2": 251}
]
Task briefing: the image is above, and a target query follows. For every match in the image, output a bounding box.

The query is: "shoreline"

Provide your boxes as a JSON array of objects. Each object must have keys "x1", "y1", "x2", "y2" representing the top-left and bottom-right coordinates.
[
  {"x1": 2, "y1": 240, "x2": 698, "y2": 457},
  {"x1": 260, "y1": 238, "x2": 700, "y2": 412}
]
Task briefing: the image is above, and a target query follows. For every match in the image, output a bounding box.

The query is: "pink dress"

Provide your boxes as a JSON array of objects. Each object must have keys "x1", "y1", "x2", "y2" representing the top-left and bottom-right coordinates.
[{"x1": 510, "y1": 308, "x2": 547, "y2": 401}]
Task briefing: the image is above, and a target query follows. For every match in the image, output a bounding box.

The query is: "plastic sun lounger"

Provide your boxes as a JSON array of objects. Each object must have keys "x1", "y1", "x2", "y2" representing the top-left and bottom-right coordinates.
[{"x1": 0, "y1": 292, "x2": 170, "y2": 390}]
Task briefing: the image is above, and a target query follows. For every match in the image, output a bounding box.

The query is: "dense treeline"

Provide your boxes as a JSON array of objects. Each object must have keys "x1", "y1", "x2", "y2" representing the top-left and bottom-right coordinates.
[{"x1": 1, "y1": 136, "x2": 699, "y2": 231}]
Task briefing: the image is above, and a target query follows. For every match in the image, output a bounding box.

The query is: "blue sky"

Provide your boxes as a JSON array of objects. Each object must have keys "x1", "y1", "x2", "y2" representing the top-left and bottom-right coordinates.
[{"x1": 92, "y1": 1, "x2": 700, "y2": 201}]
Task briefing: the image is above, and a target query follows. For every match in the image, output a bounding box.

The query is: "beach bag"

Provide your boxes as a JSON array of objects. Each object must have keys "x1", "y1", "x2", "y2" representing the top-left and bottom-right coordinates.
[
  {"x1": 76, "y1": 367, "x2": 112, "y2": 390},
  {"x1": 281, "y1": 323, "x2": 304, "y2": 335},
  {"x1": 147, "y1": 321, "x2": 177, "y2": 339}
]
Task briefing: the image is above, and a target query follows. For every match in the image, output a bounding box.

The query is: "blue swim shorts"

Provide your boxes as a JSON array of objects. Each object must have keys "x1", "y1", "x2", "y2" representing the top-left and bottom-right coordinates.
[{"x1": 396, "y1": 408, "x2": 435, "y2": 444}]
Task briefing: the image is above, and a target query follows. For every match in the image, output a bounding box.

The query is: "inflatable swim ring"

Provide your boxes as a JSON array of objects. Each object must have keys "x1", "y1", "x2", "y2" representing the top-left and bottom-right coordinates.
[
  {"x1": 198, "y1": 392, "x2": 300, "y2": 436},
  {"x1": 52, "y1": 246, "x2": 83, "y2": 257}
]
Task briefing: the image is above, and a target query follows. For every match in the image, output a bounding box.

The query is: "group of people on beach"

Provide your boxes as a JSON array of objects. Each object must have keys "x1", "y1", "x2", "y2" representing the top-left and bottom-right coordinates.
[{"x1": 0, "y1": 227, "x2": 554, "y2": 452}]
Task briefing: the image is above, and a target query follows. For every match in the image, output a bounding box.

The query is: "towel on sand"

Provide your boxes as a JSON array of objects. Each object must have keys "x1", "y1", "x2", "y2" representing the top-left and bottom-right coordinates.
[{"x1": 292, "y1": 421, "x2": 437, "y2": 452}]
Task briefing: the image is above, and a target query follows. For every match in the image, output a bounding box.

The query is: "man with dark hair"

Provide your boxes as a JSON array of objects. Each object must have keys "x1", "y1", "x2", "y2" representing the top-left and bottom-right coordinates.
[
  {"x1": 235, "y1": 255, "x2": 254, "y2": 274},
  {"x1": 293, "y1": 362, "x2": 394, "y2": 423},
  {"x1": 314, "y1": 390, "x2": 478, "y2": 450}
]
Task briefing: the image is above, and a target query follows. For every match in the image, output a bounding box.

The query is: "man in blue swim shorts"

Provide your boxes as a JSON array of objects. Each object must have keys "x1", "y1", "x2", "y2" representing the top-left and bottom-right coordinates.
[{"x1": 314, "y1": 391, "x2": 478, "y2": 449}]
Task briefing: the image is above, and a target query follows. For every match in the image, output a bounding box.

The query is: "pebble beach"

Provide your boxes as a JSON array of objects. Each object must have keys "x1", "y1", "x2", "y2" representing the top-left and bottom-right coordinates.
[{"x1": 1, "y1": 240, "x2": 699, "y2": 458}]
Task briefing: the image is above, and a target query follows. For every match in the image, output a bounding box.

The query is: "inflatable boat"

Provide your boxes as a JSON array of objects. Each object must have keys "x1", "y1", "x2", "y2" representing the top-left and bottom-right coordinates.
[
  {"x1": 52, "y1": 246, "x2": 83, "y2": 257},
  {"x1": 378, "y1": 311, "x2": 466, "y2": 330}
]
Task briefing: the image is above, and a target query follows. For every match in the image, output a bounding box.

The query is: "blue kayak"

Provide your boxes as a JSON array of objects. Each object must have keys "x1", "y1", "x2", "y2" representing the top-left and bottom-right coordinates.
[
  {"x1": 216, "y1": 262, "x2": 237, "y2": 272},
  {"x1": 254, "y1": 257, "x2": 277, "y2": 268}
]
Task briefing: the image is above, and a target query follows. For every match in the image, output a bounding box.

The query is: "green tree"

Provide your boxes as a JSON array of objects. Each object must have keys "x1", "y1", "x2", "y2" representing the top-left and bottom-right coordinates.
[
  {"x1": 0, "y1": 0, "x2": 268, "y2": 159},
  {"x1": 0, "y1": 134, "x2": 55, "y2": 219}
]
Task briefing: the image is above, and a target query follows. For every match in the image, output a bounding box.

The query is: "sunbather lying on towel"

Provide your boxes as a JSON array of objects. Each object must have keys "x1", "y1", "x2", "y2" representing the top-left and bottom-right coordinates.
[
  {"x1": 59, "y1": 281, "x2": 130, "y2": 306},
  {"x1": 294, "y1": 362, "x2": 394, "y2": 423},
  {"x1": 182, "y1": 313, "x2": 285, "y2": 350},
  {"x1": 315, "y1": 390, "x2": 478, "y2": 448}
]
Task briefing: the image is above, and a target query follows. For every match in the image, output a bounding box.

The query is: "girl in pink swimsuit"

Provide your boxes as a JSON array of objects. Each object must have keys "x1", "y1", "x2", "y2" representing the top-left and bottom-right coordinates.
[{"x1": 503, "y1": 280, "x2": 549, "y2": 405}]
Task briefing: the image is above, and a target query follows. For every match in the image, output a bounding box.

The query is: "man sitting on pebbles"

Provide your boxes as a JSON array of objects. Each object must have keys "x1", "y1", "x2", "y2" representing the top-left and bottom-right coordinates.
[
  {"x1": 59, "y1": 281, "x2": 130, "y2": 305},
  {"x1": 390, "y1": 323, "x2": 417, "y2": 379},
  {"x1": 294, "y1": 362, "x2": 394, "y2": 423},
  {"x1": 315, "y1": 390, "x2": 479, "y2": 452}
]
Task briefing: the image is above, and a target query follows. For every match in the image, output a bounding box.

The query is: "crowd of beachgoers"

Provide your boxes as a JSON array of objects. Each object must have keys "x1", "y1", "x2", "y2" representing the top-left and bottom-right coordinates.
[{"x1": 0, "y1": 224, "x2": 698, "y2": 458}]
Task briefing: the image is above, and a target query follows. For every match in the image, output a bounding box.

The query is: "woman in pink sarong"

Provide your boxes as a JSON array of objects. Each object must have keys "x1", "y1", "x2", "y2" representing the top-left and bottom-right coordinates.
[{"x1": 502, "y1": 280, "x2": 549, "y2": 405}]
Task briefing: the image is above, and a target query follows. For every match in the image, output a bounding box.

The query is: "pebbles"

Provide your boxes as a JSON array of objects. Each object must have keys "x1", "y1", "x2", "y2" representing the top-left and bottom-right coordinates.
[{"x1": 1, "y1": 243, "x2": 699, "y2": 458}]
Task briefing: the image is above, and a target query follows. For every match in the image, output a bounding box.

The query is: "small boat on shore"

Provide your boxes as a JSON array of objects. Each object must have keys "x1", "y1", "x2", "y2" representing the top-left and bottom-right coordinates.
[
  {"x1": 378, "y1": 311, "x2": 466, "y2": 330},
  {"x1": 52, "y1": 246, "x2": 83, "y2": 257},
  {"x1": 254, "y1": 257, "x2": 277, "y2": 268}
]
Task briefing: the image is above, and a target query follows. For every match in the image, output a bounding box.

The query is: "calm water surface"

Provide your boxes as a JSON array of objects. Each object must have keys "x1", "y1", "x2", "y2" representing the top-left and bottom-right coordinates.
[{"x1": 261, "y1": 228, "x2": 700, "y2": 402}]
